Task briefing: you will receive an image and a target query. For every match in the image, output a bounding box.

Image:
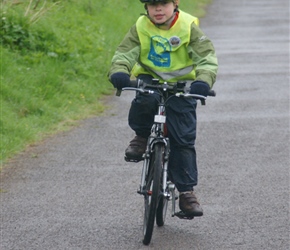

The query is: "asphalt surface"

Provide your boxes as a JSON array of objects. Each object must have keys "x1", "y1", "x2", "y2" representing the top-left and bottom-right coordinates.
[{"x1": 1, "y1": 0, "x2": 289, "y2": 249}]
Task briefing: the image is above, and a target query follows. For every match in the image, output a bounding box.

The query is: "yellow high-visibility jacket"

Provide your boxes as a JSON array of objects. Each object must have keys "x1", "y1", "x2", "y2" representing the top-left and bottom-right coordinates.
[{"x1": 109, "y1": 10, "x2": 218, "y2": 87}]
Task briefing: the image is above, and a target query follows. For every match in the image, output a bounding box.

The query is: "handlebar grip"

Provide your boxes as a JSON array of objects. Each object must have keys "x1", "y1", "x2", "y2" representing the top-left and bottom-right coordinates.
[
  {"x1": 115, "y1": 80, "x2": 138, "y2": 96},
  {"x1": 208, "y1": 90, "x2": 216, "y2": 97},
  {"x1": 129, "y1": 80, "x2": 138, "y2": 88}
]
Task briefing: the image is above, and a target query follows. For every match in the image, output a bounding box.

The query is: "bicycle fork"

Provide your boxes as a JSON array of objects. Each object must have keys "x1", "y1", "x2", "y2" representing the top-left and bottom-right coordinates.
[{"x1": 137, "y1": 137, "x2": 179, "y2": 217}]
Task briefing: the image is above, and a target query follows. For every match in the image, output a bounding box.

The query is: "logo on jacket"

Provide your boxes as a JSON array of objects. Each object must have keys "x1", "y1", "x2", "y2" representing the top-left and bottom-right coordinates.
[
  {"x1": 148, "y1": 36, "x2": 171, "y2": 67},
  {"x1": 169, "y1": 36, "x2": 181, "y2": 46}
]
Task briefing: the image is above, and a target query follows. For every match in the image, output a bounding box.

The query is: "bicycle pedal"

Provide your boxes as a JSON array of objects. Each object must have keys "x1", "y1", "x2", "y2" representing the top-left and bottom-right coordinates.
[{"x1": 174, "y1": 211, "x2": 194, "y2": 220}]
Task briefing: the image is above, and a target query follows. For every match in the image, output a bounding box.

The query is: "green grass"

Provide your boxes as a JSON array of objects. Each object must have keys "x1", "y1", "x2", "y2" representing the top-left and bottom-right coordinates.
[{"x1": 0, "y1": 0, "x2": 212, "y2": 167}]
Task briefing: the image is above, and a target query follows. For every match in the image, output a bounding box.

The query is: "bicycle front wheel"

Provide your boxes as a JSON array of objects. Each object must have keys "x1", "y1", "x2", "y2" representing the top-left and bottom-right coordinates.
[
  {"x1": 156, "y1": 189, "x2": 168, "y2": 227},
  {"x1": 143, "y1": 143, "x2": 163, "y2": 245},
  {"x1": 156, "y1": 144, "x2": 167, "y2": 227}
]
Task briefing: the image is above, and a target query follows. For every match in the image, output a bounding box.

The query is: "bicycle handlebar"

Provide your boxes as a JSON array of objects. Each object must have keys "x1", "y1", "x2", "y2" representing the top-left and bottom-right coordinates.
[{"x1": 115, "y1": 79, "x2": 216, "y2": 104}]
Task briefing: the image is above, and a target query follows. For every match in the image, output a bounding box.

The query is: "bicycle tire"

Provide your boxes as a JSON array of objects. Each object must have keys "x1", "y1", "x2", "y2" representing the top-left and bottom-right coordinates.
[
  {"x1": 156, "y1": 144, "x2": 168, "y2": 227},
  {"x1": 143, "y1": 143, "x2": 163, "y2": 245},
  {"x1": 156, "y1": 190, "x2": 168, "y2": 227}
]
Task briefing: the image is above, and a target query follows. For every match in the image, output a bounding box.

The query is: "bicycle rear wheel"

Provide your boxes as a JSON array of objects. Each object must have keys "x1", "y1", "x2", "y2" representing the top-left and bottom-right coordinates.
[{"x1": 143, "y1": 143, "x2": 163, "y2": 245}]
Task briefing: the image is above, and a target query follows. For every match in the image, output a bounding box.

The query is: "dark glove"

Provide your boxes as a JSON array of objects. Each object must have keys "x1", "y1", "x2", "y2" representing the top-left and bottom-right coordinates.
[
  {"x1": 110, "y1": 72, "x2": 131, "y2": 90},
  {"x1": 190, "y1": 81, "x2": 210, "y2": 96}
]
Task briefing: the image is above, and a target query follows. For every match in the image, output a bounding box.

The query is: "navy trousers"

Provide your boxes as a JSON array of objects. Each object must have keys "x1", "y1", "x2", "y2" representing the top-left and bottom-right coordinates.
[{"x1": 128, "y1": 75, "x2": 198, "y2": 192}]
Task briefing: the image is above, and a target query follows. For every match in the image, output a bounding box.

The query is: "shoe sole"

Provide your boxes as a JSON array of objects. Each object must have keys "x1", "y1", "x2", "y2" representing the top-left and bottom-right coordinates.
[
  {"x1": 124, "y1": 155, "x2": 144, "y2": 162},
  {"x1": 183, "y1": 211, "x2": 203, "y2": 217}
]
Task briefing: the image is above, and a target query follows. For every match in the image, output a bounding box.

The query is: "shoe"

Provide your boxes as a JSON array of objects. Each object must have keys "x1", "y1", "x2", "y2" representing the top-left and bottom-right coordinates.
[
  {"x1": 179, "y1": 191, "x2": 203, "y2": 217},
  {"x1": 125, "y1": 135, "x2": 147, "y2": 161}
]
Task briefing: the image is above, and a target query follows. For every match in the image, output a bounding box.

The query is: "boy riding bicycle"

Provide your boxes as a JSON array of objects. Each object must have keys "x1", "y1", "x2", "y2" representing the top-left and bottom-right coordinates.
[{"x1": 108, "y1": 0, "x2": 218, "y2": 217}]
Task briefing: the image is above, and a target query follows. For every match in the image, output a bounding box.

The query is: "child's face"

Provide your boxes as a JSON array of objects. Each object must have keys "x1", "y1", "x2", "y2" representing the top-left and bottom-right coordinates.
[{"x1": 147, "y1": 2, "x2": 176, "y2": 25}]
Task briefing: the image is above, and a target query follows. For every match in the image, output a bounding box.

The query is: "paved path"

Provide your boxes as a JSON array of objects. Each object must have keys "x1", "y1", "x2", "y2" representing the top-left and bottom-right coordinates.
[{"x1": 1, "y1": 0, "x2": 289, "y2": 249}]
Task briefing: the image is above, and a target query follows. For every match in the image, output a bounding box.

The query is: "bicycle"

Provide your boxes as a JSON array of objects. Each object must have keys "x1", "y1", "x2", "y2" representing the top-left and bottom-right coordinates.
[{"x1": 117, "y1": 79, "x2": 215, "y2": 245}]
